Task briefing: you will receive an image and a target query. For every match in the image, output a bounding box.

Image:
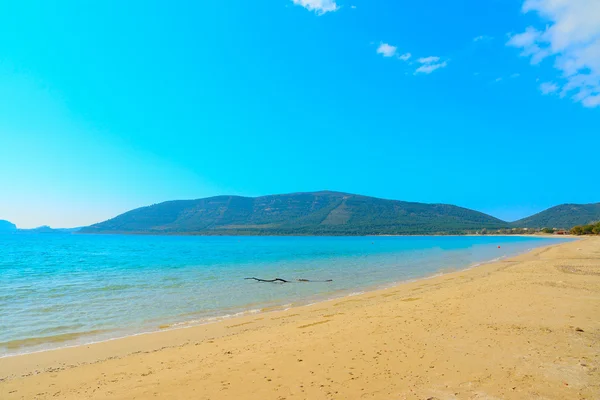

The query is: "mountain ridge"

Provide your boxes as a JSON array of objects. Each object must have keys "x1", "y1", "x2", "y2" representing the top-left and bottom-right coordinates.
[
  {"x1": 511, "y1": 203, "x2": 600, "y2": 229},
  {"x1": 81, "y1": 191, "x2": 509, "y2": 235}
]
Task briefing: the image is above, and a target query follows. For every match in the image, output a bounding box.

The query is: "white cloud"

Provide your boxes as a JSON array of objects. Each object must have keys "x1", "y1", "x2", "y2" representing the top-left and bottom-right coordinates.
[
  {"x1": 414, "y1": 56, "x2": 447, "y2": 74},
  {"x1": 415, "y1": 61, "x2": 448, "y2": 74},
  {"x1": 375, "y1": 47, "x2": 445, "y2": 74},
  {"x1": 377, "y1": 43, "x2": 397, "y2": 58},
  {"x1": 582, "y1": 95, "x2": 600, "y2": 107},
  {"x1": 351, "y1": 5, "x2": 356, "y2": 9},
  {"x1": 292, "y1": 0, "x2": 339, "y2": 15},
  {"x1": 507, "y1": 27, "x2": 550, "y2": 64},
  {"x1": 418, "y1": 56, "x2": 440, "y2": 64},
  {"x1": 510, "y1": 73, "x2": 521, "y2": 78},
  {"x1": 507, "y1": 0, "x2": 600, "y2": 107},
  {"x1": 540, "y1": 82, "x2": 559, "y2": 94},
  {"x1": 495, "y1": 77, "x2": 503, "y2": 82}
]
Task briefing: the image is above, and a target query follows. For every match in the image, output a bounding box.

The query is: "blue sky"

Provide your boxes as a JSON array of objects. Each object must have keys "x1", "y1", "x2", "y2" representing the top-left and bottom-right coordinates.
[{"x1": 1, "y1": 0, "x2": 598, "y2": 228}]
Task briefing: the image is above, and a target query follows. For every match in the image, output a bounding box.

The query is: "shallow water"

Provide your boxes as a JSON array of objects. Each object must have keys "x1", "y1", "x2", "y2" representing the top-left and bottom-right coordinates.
[{"x1": 0, "y1": 233, "x2": 569, "y2": 356}]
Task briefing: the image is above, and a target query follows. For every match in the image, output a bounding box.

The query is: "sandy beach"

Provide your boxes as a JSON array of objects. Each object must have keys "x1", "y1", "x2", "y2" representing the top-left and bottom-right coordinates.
[{"x1": 1, "y1": 237, "x2": 598, "y2": 399}]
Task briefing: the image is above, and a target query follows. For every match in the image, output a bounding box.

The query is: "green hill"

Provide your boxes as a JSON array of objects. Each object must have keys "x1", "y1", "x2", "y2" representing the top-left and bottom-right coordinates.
[
  {"x1": 81, "y1": 191, "x2": 508, "y2": 235},
  {"x1": 511, "y1": 203, "x2": 600, "y2": 229}
]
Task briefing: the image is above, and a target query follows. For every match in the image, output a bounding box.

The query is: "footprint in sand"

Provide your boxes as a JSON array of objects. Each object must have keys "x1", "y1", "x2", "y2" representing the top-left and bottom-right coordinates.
[
  {"x1": 271, "y1": 313, "x2": 300, "y2": 320},
  {"x1": 297, "y1": 320, "x2": 332, "y2": 329},
  {"x1": 226, "y1": 321, "x2": 254, "y2": 329}
]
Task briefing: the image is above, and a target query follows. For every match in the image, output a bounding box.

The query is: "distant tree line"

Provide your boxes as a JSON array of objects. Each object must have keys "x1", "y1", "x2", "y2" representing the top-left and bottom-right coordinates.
[
  {"x1": 476, "y1": 227, "x2": 540, "y2": 235},
  {"x1": 474, "y1": 223, "x2": 600, "y2": 236},
  {"x1": 570, "y1": 222, "x2": 600, "y2": 235},
  {"x1": 470, "y1": 227, "x2": 568, "y2": 235}
]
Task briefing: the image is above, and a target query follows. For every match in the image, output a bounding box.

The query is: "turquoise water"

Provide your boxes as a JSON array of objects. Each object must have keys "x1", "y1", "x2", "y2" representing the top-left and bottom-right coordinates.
[{"x1": 0, "y1": 234, "x2": 569, "y2": 356}]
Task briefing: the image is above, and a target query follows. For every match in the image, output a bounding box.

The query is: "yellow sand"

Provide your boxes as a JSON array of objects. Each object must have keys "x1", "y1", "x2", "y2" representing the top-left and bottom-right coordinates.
[{"x1": 1, "y1": 237, "x2": 599, "y2": 399}]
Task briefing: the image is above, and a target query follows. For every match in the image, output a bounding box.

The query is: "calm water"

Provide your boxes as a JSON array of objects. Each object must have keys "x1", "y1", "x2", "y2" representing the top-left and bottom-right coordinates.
[{"x1": 0, "y1": 234, "x2": 569, "y2": 356}]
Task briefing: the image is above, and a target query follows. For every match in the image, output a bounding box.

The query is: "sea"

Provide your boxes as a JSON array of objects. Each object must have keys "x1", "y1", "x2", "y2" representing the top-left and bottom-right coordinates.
[{"x1": 0, "y1": 233, "x2": 571, "y2": 357}]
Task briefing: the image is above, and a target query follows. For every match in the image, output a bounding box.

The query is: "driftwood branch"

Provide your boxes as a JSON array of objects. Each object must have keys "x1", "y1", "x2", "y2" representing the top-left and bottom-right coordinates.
[
  {"x1": 244, "y1": 277, "x2": 290, "y2": 283},
  {"x1": 244, "y1": 277, "x2": 333, "y2": 283}
]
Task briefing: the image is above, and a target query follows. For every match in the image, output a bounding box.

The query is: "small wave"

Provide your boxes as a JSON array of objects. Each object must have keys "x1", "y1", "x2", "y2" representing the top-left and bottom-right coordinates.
[
  {"x1": 435, "y1": 266, "x2": 459, "y2": 274},
  {"x1": 92, "y1": 284, "x2": 136, "y2": 292},
  {"x1": 162, "y1": 282, "x2": 186, "y2": 289},
  {"x1": 30, "y1": 304, "x2": 71, "y2": 314},
  {"x1": 348, "y1": 291, "x2": 365, "y2": 297},
  {"x1": 166, "y1": 308, "x2": 265, "y2": 329},
  {"x1": 0, "y1": 329, "x2": 109, "y2": 351},
  {"x1": 38, "y1": 324, "x2": 85, "y2": 334},
  {"x1": 260, "y1": 304, "x2": 292, "y2": 313}
]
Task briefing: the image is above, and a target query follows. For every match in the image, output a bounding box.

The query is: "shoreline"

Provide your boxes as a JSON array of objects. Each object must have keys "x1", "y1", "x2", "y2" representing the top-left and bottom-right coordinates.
[
  {"x1": 0, "y1": 237, "x2": 568, "y2": 360},
  {"x1": 76, "y1": 231, "x2": 573, "y2": 237},
  {"x1": 1, "y1": 237, "x2": 598, "y2": 399}
]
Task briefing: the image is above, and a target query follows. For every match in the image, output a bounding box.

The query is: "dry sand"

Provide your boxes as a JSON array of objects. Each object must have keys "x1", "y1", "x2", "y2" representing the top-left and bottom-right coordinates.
[{"x1": 1, "y1": 237, "x2": 599, "y2": 399}]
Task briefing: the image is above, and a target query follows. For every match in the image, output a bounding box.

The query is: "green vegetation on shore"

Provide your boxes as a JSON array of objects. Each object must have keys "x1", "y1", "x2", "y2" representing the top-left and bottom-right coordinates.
[{"x1": 570, "y1": 222, "x2": 600, "y2": 235}]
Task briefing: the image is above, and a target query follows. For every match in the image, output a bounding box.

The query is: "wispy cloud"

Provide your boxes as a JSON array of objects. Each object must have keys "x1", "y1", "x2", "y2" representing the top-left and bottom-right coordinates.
[
  {"x1": 540, "y1": 82, "x2": 559, "y2": 95},
  {"x1": 376, "y1": 43, "x2": 397, "y2": 58},
  {"x1": 415, "y1": 61, "x2": 448, "y2": 74},
  {"x1": 414, "y1": 56, "x2": 447, "y2": 74},
  {"x1": 292, "y1": 0, "x2": 339, "y2": 15},
  {"x1": 417, "y1": 56, "x2": 440, "y2": 64},
  {"x1": 506, "y1": 27, "x2": 550, "y2": 64},
  {"x1": 510, "y1": 73, "x2": 521, "y2": 78},
  {"x1": 507, "y1": 0, "x2": 600, "y2": 108},
  {"x1": 376, "y1": 46, "x2": 445, "y2": 74}
]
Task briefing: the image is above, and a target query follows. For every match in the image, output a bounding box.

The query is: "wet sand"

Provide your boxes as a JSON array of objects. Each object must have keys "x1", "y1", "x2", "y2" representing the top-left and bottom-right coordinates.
[{"x1": 1, "y1": 237, "x2": 599, "y2": 399}]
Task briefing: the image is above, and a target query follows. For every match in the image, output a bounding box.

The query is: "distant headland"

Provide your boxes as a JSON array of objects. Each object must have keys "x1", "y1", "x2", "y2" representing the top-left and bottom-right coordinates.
[
  {"x1": 0, "y1": 220, "x2": 17, "y2": 232},
  {"x1": 0, "y1": 220, "x2": 81, "y2": 234}
]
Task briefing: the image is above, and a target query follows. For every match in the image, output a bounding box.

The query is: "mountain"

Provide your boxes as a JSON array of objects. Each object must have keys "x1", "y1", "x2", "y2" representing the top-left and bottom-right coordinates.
[
  {"x1": 81, "y1": 191, "x2": 508, "y2": 235},
  {"x1": 0, "y1": 220, "x2": 17, "y2": 232},
  {"x1": 512, "y1": 203, "x2": 600, "y2": 229}
]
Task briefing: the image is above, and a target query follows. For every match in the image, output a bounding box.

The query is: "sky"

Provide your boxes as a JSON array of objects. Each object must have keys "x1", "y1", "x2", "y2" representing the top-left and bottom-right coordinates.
[{"x1": 1, "y1": 0, "x2": 599, "y2": 228}]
